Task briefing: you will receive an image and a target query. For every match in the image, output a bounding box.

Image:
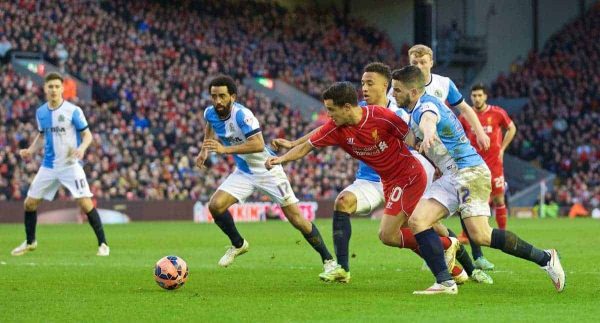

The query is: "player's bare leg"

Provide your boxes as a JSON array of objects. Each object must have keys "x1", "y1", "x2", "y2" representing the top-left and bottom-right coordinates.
[
  {"x1": 409, "y1": 198, "x2": 458, "y2": 295},
  {"x1": 463, "y1": 216, "x2": 565, "y2": 292},
  {"x1": 11, "y1": 197, "x2": 42, "y2": 256},
  {"x1": 77, "y1": 197, "x2": 109, "y2": 256},
  {"x1": 209, "y1": 190, "x2": 248, "y2": 267}
]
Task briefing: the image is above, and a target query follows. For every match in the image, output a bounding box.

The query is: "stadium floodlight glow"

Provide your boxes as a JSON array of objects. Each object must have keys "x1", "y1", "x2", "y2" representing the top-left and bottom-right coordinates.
[{"x1": 256, "y1": 77, "x2": 274, "y2": 89}]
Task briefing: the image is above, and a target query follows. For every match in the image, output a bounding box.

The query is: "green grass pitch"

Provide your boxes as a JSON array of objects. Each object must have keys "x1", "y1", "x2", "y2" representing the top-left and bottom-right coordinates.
[{"x1": 1, "y1": 217, "x2": 599, "y2": 322}]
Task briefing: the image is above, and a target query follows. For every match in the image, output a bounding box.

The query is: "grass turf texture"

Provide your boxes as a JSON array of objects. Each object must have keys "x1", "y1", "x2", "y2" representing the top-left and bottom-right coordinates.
[{"x1": 1, "y1": 217, "x2": 599, "y2": 322}]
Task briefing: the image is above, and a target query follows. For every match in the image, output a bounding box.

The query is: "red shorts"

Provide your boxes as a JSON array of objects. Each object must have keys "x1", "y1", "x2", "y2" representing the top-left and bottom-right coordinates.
[
  {"x1": 488, "y1": 162, "x2": 505, "y2": 196},
  {"x1": 382, "y1": 171, "x2": 428, "y2": 217}
]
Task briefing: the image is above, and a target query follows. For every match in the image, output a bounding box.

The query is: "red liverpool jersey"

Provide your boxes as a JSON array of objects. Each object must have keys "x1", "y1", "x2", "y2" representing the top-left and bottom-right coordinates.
[
  {"x1": 309, "y1": 105, "x2": 422, "y2": 184},
  {"x1": 459, "y1": 105, "x2": 513, "y2": 165}
]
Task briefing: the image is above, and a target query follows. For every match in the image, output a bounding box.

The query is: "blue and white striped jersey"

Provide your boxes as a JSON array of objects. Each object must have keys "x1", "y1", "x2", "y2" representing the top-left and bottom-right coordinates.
[
  {"x1": 36, "y1": 100, "x2": 88, "y2": 169},
  {"x1": 204, "y1": 102, "x2": 277, "y2": 174}
]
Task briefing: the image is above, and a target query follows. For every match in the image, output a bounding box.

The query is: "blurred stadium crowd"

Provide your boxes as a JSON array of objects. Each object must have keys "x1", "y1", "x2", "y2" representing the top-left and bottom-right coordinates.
[{"x1": 1, "y1": 0, "x2": 598, "y2": 213}]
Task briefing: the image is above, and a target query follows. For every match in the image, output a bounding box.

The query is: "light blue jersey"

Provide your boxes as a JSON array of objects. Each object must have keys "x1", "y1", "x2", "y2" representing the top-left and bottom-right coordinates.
[
  {"x1": 355, "y1": 98, "x2": 404, "y2": 182},
  {"x1": 36, "y1": 100, "x2": 88, "y2": 169},
  {"x1": 408, "y1": 93, "x2": 483, "y2": 174},
  {"x1": 204, "y1": 102, "x2": 276, "y2": 174}
]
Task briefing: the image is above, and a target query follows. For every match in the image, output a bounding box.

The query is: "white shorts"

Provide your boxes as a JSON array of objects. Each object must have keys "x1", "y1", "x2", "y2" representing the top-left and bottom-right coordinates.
[
  {"x1": 27, "y1": 164, "x2": 93, "y2": 201},
  {"x1": 342, "y1": 151, "x2": 435, "y2": 216},
  {"x1": 341, "y1": 179, "x2": 385, "y2": 216},
  {"x1": 218, "y1": 167, "x2": 299, "y2": 207},
  {"x1": 423, "y1": 163, "x2": 492, "y2": 219}
]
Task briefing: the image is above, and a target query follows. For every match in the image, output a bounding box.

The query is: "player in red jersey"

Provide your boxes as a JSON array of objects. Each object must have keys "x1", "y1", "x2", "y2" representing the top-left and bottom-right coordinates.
[
  {"x1": 460, "y1": 83, "x2": 516, "y2": 230},
  {"x1": 265, "y1": 82, "x2": 460, "y2": 280},
  {"x1": 458, "y1": 83, "x2": 517, "y2": 270}
]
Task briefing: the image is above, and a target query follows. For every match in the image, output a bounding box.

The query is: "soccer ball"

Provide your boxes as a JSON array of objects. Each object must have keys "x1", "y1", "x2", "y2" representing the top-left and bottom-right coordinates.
[{"x1": 154, "y1": 256, "x2": 189, "y2": 290}]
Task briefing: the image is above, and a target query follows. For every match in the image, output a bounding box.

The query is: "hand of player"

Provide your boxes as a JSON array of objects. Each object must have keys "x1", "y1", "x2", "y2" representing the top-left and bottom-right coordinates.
[
  {"x1": 203, "y1": 139, "x2": 226, "y2": 154},
  {"x1": 18, "y1": 148, "x2": 33, "y2": 160},
  {"x1": 265, "y1": 156, "x2": 282, "y2": 170},
  {"x1": 70, "y1": 147, "x2": 86, "y2": 160},
  {"x1": 476, "y1": 132, "x2": 491, "y2": 151},
  {"x1": 419, "y1": 133, "x2": 440, "y2": 153},
  {"x1": 195, "y1": 149, "x2": 209, "y2": 169},
  {"x1": 270, "y1": 138, "x2": 293, "y2": 151}
]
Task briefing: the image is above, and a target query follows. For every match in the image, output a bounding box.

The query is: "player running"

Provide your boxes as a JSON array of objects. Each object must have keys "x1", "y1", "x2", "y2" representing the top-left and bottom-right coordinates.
[
  {"x1": 266, "y1": 81, "x2": 462, "y2": 283},
  {"x1": 195, "y1": 75, "x2": 336, "y2": 272},
  {"x1": 391, "y1": 66, "x2": 565, "y2": 295}
]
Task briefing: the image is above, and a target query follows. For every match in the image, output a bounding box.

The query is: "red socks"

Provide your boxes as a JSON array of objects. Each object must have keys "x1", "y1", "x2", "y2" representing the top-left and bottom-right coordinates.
[
  {"x1": 400, "y1": 227, "x2": 452, "y2": 251},
  {"x1": 495, "y1": 204, "x2": 507, "y2": 230}
]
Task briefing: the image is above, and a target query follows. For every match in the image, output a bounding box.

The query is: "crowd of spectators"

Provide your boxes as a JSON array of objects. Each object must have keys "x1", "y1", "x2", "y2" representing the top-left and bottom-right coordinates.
[
  {"x1": 1, "y1": 0, "x2": 597, "y2": 214},
  {"x1": 492, "y1": 3, "x2": 599, "y2": 212},
  {"x1": 0, "y1": 0, "x2": 366, "y2": 202}
]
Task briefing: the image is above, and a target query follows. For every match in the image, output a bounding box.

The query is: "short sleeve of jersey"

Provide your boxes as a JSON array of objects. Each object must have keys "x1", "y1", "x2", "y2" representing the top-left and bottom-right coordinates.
[
  {"x1": 395, "y1": 108, "x2": 410, "y2": 124},
  {"x1": 497, "y1": 107, "x2": 513, "y2": 129},
  {"x1": 379, "y1": 107, "x2": 408, "y2": 139},
  {"x1": 72, "y1": 107, "x2": 89, "y2": 131},
  {"x1": 447, "y1": 79, "x2": 464, "y2": 106},
  {"x1": 235, "y1": 108, "x2": 261, "y2": 138},
  {"x1": 415, "y1": 102, "x2": 441, "y2": 125},
  {"x1": 309, "y1": 120, "x2": 338, "y2": 148},
  {"x1": 36, "y1": 110, "x2": 43, "y2": 132}
]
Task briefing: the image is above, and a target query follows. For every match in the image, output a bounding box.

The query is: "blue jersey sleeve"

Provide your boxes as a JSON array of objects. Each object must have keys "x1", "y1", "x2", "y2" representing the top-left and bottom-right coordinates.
[
  {"x1": 447, "y1": 79, "x2": 464, "y2": 106},
  {"x1": 235, "y1": 109, "x2": 261, "y2": 138},
  {"x1": 72, "y1": 107, "x2": 89, "y2": 131},
  {"x1": 414, "y1": 102, "x2": 441, "y2": 125}
]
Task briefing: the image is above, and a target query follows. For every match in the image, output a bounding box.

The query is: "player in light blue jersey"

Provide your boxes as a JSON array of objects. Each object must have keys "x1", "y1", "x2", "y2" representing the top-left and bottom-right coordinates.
[
  {"x1": 392, "y1": 66, "x2": 564, "y2": 295},
  {"x1": 270, "y1": 63, "x2": 491, "y2": 285},
  {"x1": 195, "y1": 75, "x2": 335, "y2": 272},
  {"x1": 11, "y1": 72, "x2": 109, "y2": 257},
  {"x1": 408, "y1": 44, "x2": 496, "y2": 270}
]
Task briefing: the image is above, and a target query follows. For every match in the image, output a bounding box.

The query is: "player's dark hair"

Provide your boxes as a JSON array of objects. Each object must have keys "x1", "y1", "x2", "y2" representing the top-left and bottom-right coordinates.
[
  {"x1": 209, "y1": 75, "x2": 237, "y2": 95},
  {"x1": 471, "y1": 83, "x2": 488, "y2": 95},
  {"x1": 322, "y1": 82, "x2": 358, "y2": 106},
  {"x1": 391, "y1": 66, "x2": 425, "y2": 89},
  {"x1": 364, "y1": 62, "x2": 392, "y2": 83},
  {"x1": 44, "y1": 72, "x2": 63, "y2": 84}
]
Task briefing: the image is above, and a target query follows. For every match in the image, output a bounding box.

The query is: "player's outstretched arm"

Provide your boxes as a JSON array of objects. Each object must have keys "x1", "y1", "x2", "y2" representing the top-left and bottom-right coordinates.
[
  {"x1": 19, "y1": 133, "x2": 44, "y2": 160},
  {"x1": 205, "y1": 132, "x2": 265, "y2": 155},
  {"x1": 265, "y1": 141, "x2": 314, "y2": 170},
  {"x1": 271, "y1": 126, "x2": 322, "y2": 151},
  {"x1": 418, "y1": 112, "x2": 441, "y2": 153},
  {"x1": 455, "y1": 101, "x2": 490, "y2": 150}
]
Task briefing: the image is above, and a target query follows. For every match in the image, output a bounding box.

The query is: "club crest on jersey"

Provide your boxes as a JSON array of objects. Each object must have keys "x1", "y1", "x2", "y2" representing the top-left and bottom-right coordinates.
[
  {"x1": 58, "y1": 115, "x2": 65, "y2": 122},
  {"x1": 434, "y1": 89, "x2": 443, "y2": 98},
  {"x1": 371, "y1": 129, "x2": 379, "y2": 142},
  {"x1": 347, "y1": 137, "x2": 355, "y2": 145},
  {"x1": 228, "y1": 123, "x2": 235, "y2": 132},
  {"x1": 487, "y1": 117, "x2": 492, "y2": 124}
]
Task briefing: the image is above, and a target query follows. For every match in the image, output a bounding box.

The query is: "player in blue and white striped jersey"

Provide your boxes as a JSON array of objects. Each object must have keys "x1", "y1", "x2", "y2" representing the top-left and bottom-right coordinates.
[
  {"x1": 11, "y1": 72, "x2": 109, "y2": 257},
  {"x1": 392, "y1": 66, "x2": 564, "y2": 295},
  {"x1": 195, "y1": 75, "x2": 335, "y2": 272}
]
